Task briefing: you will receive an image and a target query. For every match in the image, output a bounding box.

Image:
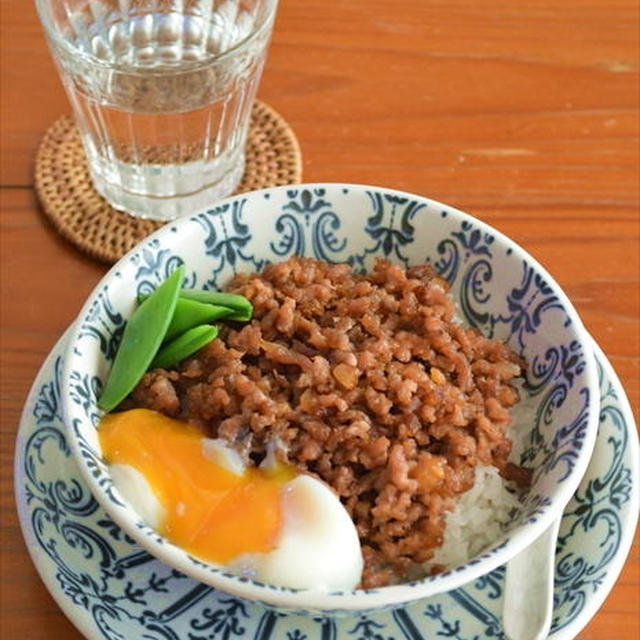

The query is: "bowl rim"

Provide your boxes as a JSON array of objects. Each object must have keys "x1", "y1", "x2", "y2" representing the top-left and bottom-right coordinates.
[{"x1": 61, "y1": 182, "x2": 601, "y2": 611}]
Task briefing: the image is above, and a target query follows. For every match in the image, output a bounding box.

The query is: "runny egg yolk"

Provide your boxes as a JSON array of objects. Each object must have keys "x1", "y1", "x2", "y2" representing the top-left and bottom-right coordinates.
[{"x1": 99, "y1": 408, "x2": 294, "y2": 564}]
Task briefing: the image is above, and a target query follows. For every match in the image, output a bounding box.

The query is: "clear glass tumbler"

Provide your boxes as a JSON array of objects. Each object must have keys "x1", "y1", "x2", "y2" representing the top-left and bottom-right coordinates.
[{"x1": 35, "y1": 0, "x2": 278, "y2": 220}]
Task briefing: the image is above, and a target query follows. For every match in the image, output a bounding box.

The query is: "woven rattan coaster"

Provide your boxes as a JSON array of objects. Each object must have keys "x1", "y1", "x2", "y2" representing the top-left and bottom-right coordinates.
[{"x1": 35, "y1": 101, "x2": 302, "y2": 263}]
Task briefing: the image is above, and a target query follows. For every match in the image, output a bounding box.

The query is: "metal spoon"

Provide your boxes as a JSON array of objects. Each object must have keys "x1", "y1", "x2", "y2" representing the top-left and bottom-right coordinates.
[{"x1": 502, "y1": 518, "x2": 561, "y2": 640}]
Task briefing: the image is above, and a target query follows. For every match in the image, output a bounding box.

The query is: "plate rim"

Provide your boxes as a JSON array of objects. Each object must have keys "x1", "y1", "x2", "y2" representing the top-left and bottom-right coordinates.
[{"x1": 552, "y1": 337, "x2": 639, "y2": 640}]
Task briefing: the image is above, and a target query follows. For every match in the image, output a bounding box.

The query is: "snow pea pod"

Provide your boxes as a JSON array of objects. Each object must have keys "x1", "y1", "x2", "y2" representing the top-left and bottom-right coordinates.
[
  {"x1": 98, "y1": 265, "x2": 184, "y2": 412},
  {"x1": 152, "y1": 324, "x2": 219, "y2": 370},
  {"x1": 178, "y1": 289, "x2": 253, "y2": 321},
  {"x1": 164, "y1": 298, "x2": 234, "y2": 342},
  {"x1": 139, "y1": 289, "x2": 253, "y2": 322}
]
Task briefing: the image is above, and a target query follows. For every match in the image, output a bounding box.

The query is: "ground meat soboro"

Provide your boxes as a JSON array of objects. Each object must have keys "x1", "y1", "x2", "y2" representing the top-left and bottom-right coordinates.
[{"x1": 126, "y1": 257, "x2": 527, "y2": 588}]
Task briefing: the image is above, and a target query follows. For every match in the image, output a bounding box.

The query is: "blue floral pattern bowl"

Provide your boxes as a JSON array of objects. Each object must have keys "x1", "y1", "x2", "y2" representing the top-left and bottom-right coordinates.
[{"x1": 61, "y1": 184, "x2": 600, "y2": 613}]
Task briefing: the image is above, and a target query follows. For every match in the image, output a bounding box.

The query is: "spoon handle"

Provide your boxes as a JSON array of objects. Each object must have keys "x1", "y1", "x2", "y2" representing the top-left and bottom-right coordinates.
[{"x1": 503, "y1": 518, "x2": 561, "y2": 640}]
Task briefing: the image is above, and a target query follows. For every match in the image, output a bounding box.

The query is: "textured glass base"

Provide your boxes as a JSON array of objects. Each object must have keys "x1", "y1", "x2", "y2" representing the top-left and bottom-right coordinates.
[{"x1": 89, "y1": 155, "x2": 245, "y2": 221}]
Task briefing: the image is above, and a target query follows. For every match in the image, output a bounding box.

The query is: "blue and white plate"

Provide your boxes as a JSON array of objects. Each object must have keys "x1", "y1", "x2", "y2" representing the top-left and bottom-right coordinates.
[{"x1": 15, "y1": 329, "x2": 638, "y2": 639}]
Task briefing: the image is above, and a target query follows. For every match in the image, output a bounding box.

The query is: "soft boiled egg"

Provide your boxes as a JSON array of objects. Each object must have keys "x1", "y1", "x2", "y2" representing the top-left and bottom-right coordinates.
[{"x1": 99, "y1": 408, "x2": 363, "y2": 590}]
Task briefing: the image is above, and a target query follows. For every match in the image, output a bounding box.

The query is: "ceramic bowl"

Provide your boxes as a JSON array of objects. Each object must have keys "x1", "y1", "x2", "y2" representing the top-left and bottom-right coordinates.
[{"x1": 61, "y1": 183, "x2": 600, "y2": 614}]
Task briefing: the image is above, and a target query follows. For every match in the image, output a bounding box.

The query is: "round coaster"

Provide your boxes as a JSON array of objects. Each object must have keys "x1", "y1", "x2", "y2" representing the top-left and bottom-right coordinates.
[{"x1": 35, "y1": 101, "x2": 303, "y2": 264}]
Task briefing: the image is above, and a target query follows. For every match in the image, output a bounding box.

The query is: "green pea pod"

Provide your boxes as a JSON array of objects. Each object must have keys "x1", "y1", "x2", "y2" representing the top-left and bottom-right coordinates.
[
  {"x1": 98, "y1": 265, "x2": 184, "y2": 412},
  {"x1": 164, "y1": 298, "x2": 234, "y2": 342},
  {"x1": 138, "y1": 289, "x2": 253, "y2": 322},
  {"x1": 152, "y1": 324, "x2": 219, "y2": 370},
  {"x1": 221, "y1": 307, "x2": 252, "y2": 322},
  {"x1": 178, "y1": 289, "x2": 253, "y2": 320}
]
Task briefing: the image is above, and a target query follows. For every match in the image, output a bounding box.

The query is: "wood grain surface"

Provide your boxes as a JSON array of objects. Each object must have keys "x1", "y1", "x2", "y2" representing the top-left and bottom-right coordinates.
[{"x1": 1, "y1": 0, "x2": 638, "y2": 638}]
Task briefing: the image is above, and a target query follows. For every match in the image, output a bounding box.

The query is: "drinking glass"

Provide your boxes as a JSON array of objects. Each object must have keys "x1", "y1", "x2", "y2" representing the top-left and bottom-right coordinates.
[{"x1": 35, "y1": 0, "x2": 278, "y2": 220}]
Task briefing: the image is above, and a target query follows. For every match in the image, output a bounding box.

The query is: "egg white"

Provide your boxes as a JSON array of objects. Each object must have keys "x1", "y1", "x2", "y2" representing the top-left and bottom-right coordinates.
[
  {"x1": 110, "y1": 462, "x2": 166, "y2": 531},
  {"x1": 228, "y1": 474, "x2": 364, "y2": 591}
]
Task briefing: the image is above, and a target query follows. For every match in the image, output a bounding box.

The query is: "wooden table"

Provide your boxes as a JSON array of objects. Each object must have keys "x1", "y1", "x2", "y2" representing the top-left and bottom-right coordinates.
[{"x1": 1, "y1": 1, "x2": 638, "y2": 638}]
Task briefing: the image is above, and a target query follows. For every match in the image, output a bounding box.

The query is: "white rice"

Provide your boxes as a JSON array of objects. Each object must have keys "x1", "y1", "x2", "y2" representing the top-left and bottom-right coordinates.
[
  {"x1": 427, "y1": 380, "x2": 535, "y2": 571},
  {"x1": 428, "y1": 465, "x2": 522, "y2": 569}
]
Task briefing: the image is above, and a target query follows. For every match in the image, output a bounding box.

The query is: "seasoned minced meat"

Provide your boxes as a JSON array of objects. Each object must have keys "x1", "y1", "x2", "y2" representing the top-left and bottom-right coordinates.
[{"x1": 125, "y1": 257, "x2": 527, "y2": 587}]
